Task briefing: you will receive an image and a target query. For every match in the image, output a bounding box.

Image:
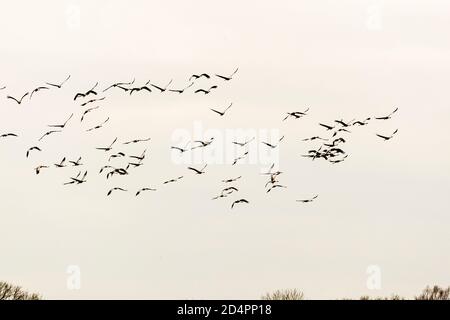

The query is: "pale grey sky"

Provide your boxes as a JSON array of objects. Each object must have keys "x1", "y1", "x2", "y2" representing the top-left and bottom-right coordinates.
[{"x1": 0, "y1": 0, "x2": 449, "y2": 299}]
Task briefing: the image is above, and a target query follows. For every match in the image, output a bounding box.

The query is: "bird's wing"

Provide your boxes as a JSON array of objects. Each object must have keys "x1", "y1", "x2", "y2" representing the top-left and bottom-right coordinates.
[{"x1": 210, "y1": 108, "x2": 222, "y2": 116}]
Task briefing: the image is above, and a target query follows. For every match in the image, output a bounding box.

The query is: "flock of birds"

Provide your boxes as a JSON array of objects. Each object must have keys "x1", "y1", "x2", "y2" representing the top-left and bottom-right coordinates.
[{"x1": 0, "y1": 68, "x2": 399, "y2": 209}]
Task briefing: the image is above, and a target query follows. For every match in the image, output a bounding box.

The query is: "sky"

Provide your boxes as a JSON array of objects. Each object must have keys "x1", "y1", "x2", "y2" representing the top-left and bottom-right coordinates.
[{"x1": 0, "y1": 0, "x2": 449, "y2": 299}]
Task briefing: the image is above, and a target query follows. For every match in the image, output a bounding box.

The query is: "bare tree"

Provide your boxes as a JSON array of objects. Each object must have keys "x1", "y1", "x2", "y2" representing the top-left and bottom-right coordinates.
[
  {"x1": 0, "y1": 281, "x2": 41, "y2": 300},
  {"x1": 415, "y1": 285, "x2": 450, "y2": 300},
  {"x1": 262, "y1": 289, "x2": 304, "y2": 300}
]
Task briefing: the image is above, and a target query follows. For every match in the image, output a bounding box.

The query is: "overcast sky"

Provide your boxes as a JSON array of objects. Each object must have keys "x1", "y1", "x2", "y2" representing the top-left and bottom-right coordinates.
[{"x1": 0, "y1": 0, "x2": 449, "y2": 299}]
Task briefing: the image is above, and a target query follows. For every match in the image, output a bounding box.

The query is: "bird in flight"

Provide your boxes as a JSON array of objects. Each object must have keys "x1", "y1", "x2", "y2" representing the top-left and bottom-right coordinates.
[
  {"x1": 163, "y1": 176, "x2": 184, "y2": 185},
  {"x1": 232, "y1": 137, "x2": 255, "y2": 147},
  {"x1": 80, "y1": 97, "x2": 105, "y2": 107},
  {"x1": 171, "y1": 141, "x2": 191, "y2": 154},
  {"x1": 64, "y1": 171, "x2": 88, "y2": 185},
  {"x1": 109, "y1": 152, "x2": 125, "y2": 162},
  {"x1": 0, "y1": 133, "x2": 18, "y2": 138},
  {"x1": 329, "y1": 155, "x2": 349, "y2": 164},
  {"x1": 81, "y1": 106, "x2": 100, "y2": 122},
  {"x1": 7, "y1": 92, "x2": 29, "y2": 105},
  {"x1": 0, "y1": 85, "x2": 6, "y2": 90},
  {"x1": 187, "y1": 164, "x2": 208, "y2": 175},
  {"x1": 189, "y1": 73, "x2": 210, "y2": 81},
  {"x1": 35, "y1": 165, "x2": 49, "y2": 175},
  {"x1": 376, "y1": 129, "x2": 398, "y2": 141},
  {"x1": 129, "y1": 149, "x2": 147, "y2": 162},
  {"x1": 103, "y1": 79, "x2": 135, "y2": 92},
  {"x1": 353, "y1": 118, "x2": 371, "y2": 126},
  {"x1": 96, "y1": 138, "x2": 117, "y2": 152},
  {"x1": 324, "y1": 138, "x2": 346, "y2": 147},
  {"x1": 123, "y1": 138, "x2": 151, "y2": 145},
  {"x1": 261, "y1": 136, "x2": 285, "y2": 149},
  {"x1": 195, "y1": 85, "x2": 218, "y2": 94},
  {"x1": 334, "y1": 119, "x2": 354, "y2": 127},
  {"x1": 222, "y1": 176, "x2": 242, "y2": 183},
  {"x1": 375, "y1": 108, "x2": 398, "y2": 120},
  {"x1": 267, "y1": 184, "x2": 287, "y2": 193},
  {"x1": 232, "y1": 151, "x2": 249, "y2": 166},
  {"x1": 74, "y1": 82, "x2": 98, "y2": 101},
  {"x1": 86, "y1": 117, "x2": 110, "y2": 132},
  {"x1": 302, "y1": 136, "x2": 328, "y2": 142},
  {"x1": 38, "y1": 130, "x2": 62, "y2": 142},
  {"x1": 210, "y1": 103, "x2": 233, "y2": 117},
  {"x1": 231, "y1": 199, "x2": 249, "y2": 209},
  {"x1": 297, "y1": 195, "x2": 319, "y2": 203},
  {"x1": 107, "y1": 187, "x2": 127, "y2": 196},
  {"x1": 150, "y1": 79, "x2": 173, "y2": 93},
  {"x1": 26, "y1": 146, "x2": 41, "y2": 158},
  {"x1": 54, "y1": 157, "x2": 66, "y2": 168},
  {"x1": 48, "y1": 113, "x2": 73, "y2": 129},
  {"x1": 135, "y1": 188, "x2": 157, "y2": 196},
  {"x1": 191, "y1": 138, "x2": 215, "y2": 150},
  {"x1": 283, "y1": 108, "x2": 310, "y2": 121},
  {"x1": 69, "y1": 157, "x2": 83, "y2": 166},
  {"x1": 319, "y1": 123, "x2": 335, "y2": 131},
  {"x1": 215, "y1": 68, "x2": 239, "y2": 81},
  {"x1": 30, "y1": 86, "x2": 49, "y2": 100},
  {"x1": 222, "y1": 186, "x2": 239, "y2": 195},
  {"x1": 169, "y1": 82, "x2": 194, "y2": 94},
  {"x1": 129, "y1": 85, "x2": 152, "y2": 95},
  {"x1": 46, "y1": 75, "x2": 71, "y2": 89}
]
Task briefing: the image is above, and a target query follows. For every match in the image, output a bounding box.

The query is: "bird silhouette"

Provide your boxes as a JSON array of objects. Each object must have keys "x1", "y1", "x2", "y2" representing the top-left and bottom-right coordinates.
[
  {"x1": 86, "y1": 117, "x2": 110, "y2": 132},
  {"x1": 297, "y1": 195, "x2": 319, "y2": 203},
  {"x1": 222, "y1": 176, "x2": 242, "y2": 183},
  {"x1": 96, "y1": 138, "x2": 117, "y2": 152},
  {"x1": 189, "y1": 73, "x2": 210, "y2": 81},
  {"x1": 319, "y1": 123, "x2": 335, "y2": 131},
  {"x1": 375, "y1": 108, "x2": 398, "y2": 120},
  {"x1": 169, "y1": 82, "x2": 194, "y2": 94},
  {"x1": 150, "y1": 79, "x2": 173, "y2": 93},
  {"x1": 210, "y1": 103, "x2": 233, "y2": 117},
  {"x1": 7, "y1": 92, "x2": 29, "y2": 104},
  {"x1": 69, "y1": 157, "x2": 83, "y2": 166},
  {"x1": 74, "y1": 83, "x2": 98, "y2": 101},
  {"x1": 64, "y1": 171, "x2": 88, "y2": 185},
  {"x1": 376, "y1": 129, "x2": 398, "y2": 141},
  {"x1": 46, "y1": 75, "x2": 71, "y2": 88},
  {"x1": 231, "y1": 199, "x2": 249, "y2": 209},
  {"x1": 107, "y1": 187, "x2": 127, "y2": 196},
  {"x1": 54, "y1": 157, "x2": 66, "y2": 168},
  {"x1": 48, "y1": 113, "x2": 73, "y2": 129},
  {"x1": 353, "y1": 118, "x2": 371, "y2": 126},
  {"x1": 232, "y1": 137, "x2": 255, "y2": 147},
  {"x1": 109, "y1": 152, "x2": 125, "y2": 162},
  {"x1": 215, "y1": 68, "x2": 239, "y2": 81},
  {"x1": 187, "y1": 164, "x2": 207, "y2": 175},
  {"x1": 267, "y1": 184, "x2": 287, "y2": 193},
  {"x1": 26, "y1": 146, "x2": 41, "y2": 158},
  {"x1": 38, "y1": 130, "x2": 62, "y2": 142},
  {"x1": 30, "y1": 86, "x2": 49, "y2": 99},
  {"x1": 163, "y1": 176, "x2": 184, "y2": 184},
  {"x1": 261, "y1": 136, "x2": 285, "y2": 149},
  {"x1": 136, "y1": 188, "x2": 157, "y2": 196},
  {"x1": 80, "y1": 97, "x2": 105, "y2": 107},
  {"x1": 123, "y1": 138, "x2": 151, "y2": 145},
  {"x1": 302, "y1": 136, "x2": 328, "y2": 142},
  {"x1": 0, "y1": 133, "x2": 18, "y2": 138},
  {"x1": 35, "y1": 165, "x2": 48, "y2": 175},
  {"x1": 283, "y1": 108, "x2": 310, "y2": 121},
  {"x1": 195, "y1": 86, "x2": 218, "y2": 94},
  {"x1": 81, "y1": 106, "x2": 100, "y2": 122},
  {"x1": 103, "y1": 79, "x2": 135, "y2": 92}
]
